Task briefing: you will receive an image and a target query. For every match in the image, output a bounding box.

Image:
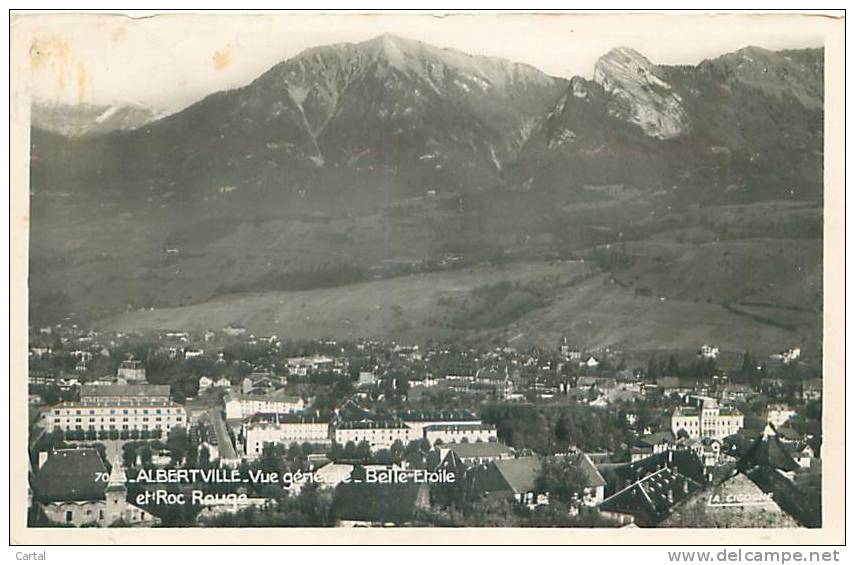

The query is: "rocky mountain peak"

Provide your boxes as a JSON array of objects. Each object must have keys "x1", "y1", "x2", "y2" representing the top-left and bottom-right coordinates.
[{"x1": 592, "y1": 46, "x2": 690, "y2": 139}]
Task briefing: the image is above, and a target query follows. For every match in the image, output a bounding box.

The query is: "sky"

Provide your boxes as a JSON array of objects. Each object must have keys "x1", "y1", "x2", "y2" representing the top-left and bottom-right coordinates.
[{"x1": 18, "y1": 12, "x2": 831, "y2": 113}]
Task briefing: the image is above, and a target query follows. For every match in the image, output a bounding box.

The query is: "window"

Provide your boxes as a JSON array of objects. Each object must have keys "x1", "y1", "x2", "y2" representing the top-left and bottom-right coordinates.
[{"x1": 65, "y1": 510, "x2": 73, "y2": 522}]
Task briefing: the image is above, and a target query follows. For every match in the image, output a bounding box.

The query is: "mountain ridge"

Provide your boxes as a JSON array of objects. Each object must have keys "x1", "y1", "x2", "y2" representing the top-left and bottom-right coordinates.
[{"x1": 28, "y1": 37, "x2": 825, "y2": 352}]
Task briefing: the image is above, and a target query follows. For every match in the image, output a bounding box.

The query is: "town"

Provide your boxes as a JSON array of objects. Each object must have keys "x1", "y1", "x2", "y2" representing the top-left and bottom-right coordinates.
[{"x1": 26, "y1": 323, "x2": 822, "y2": 528}]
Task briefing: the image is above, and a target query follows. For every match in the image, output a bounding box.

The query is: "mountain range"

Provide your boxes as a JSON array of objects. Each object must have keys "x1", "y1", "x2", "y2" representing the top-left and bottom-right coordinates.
[
  {"x1": 28, "y1": 35, "x2": 824, "y2": 355},
  {"x1": 31, "y1": 101, "x2": 163, "y2": 138}
]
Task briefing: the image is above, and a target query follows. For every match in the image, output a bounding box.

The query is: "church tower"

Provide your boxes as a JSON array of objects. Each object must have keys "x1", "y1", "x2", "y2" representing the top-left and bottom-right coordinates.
[{"x1": 104, "y1": 456, "x2": 128, "y2": 525}]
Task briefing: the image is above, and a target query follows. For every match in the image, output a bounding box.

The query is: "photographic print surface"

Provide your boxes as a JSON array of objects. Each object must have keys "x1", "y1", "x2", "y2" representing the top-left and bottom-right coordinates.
[{"x1": 10, "y1": 11, "x2": 845, "y2": 544}]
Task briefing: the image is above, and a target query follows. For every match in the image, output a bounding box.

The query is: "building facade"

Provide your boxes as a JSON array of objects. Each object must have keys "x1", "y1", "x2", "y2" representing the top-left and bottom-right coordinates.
[
  {"x1": 45, "y1": 384, "x2": 185, "y2": 433},
  {"x1": 423, "y1": 423, "x2": 497, "y2": 445},
  {"x1": 671, "y1": 398, "x2": 743, "y2": 440},
  {"x1": 333, "y1": 421, "x2": 415, "y2": 451},
  {"x1": 242, "y1": 413, "x2": 332, "y2": 457},
  {"x1": 224, "y1": 392, "x2": 305, "y2": 421}
]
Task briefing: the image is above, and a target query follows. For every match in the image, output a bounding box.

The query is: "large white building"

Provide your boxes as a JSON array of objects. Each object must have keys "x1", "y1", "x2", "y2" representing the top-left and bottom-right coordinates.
[
  {"x1": 333, "y1": 420, "x2": 415, "y2": 451},
  {"x1": 79, "y1": 384, "x2": 170, "y2": 404},
  {"x1": 423, "y1": 423, "x2": 497, "y2": 446},
  {"x1": 242, "y1": 413, "x2": 332, "y2": 457},
  {"x1": 224, "y1": 391, "x2": 304, "y2": 421},
  {"x1": 397, "y1": 410, "x2": 482, "y2": 437},
  {"x1": 671, "y1": 397, "x2": 743, "y2": 440},
  {"x1": 45, "y1": 384, "x2": 185, "y2": 433}
]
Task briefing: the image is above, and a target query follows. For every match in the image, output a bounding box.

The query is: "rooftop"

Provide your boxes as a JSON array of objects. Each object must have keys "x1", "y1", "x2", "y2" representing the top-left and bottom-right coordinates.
[
  {"x1": 80, "y1": 384, "x2": 170, "y2": 397},
  {"x1": 423, "y1": 423, "x2": 495, "y2": 432},
  {"x1": 444, "y1": 441, "x2": 512, "y2": 458},
  {"x1": 244, "y1": 412, "x2": 332, "y2": 425},
  {"x1": 397, "y1": 409, "x2": 480, "y2": 423},
  {"x1": 31, "y1": 448, "x2": 108, "y2": 503},
  {"x1": 336, "y1": 420, "x2": 410, "y2": 430}
]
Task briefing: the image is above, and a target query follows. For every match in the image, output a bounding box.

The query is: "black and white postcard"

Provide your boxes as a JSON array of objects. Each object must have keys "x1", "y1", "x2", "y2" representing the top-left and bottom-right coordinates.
[{"x1": 8, "y1": 10, "x2": 846, "y2": 545}]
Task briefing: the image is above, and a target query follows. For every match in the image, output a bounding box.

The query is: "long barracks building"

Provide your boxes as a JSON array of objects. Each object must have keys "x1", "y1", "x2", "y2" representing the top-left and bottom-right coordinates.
[{"x1": 42, "y1": 384, "x2": 186, "y2": 433}]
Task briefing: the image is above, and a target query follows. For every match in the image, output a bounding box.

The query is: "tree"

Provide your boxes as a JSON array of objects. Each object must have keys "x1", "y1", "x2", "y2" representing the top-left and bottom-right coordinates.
[
  {"x1": 390, "y1": 440, "x2": 405, "y2": 464},
  {"x1": 554, "y1": 414, "x2": 570, "y2": 447},
  {"x1": 375, "y1": 449, "x2": 393, "y2": 465},
  {"x1": 395, "y1": 376, "x2": 410, "y2": 398},
  {"x1": 287, "y1": 442, "x2": 303, "y2": 462},
  {"x1": 667, "y1": 354, "x2": 681, "y2": 376},
  {"x1": 355, "y1": 440, "x2": 371, "y2": 462},
  {"x1": 260, "y1": 443, "x2": 287, "y2": 476},
  {"x1": 647, "y1": 357, "x2": 660, "y2": 380},
  {"x1": 742, "y1": 351, "x2": 756, "y2": 377},
  {"x1": 122, "y1": 444, "x2": 138, "y2": 468},
  {"x1": 535, "y1": 456, "x2": 590, "y2": 505},
  {"x1": 198, "y1": 445, "x2": 211, "y2": 469},
  {"x1": 185, "y1": 444, "x2": 199, "y2": 468},
  {"x1": 140, "y1": 445, "x2": 153, "y2": 468},
  {"x1": 166, "y1": 426, "x2": 188, "y2": 464}
]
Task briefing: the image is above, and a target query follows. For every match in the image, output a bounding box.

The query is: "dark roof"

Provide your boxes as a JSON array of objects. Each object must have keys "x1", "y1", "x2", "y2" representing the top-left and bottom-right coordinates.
[
  {"x1": 471, "y1": 462, "x2": 515, "y2": 496},
  {"x1": 573, "y1": 453, "x2": 607, "y2": 488},
  {"x1": 745, "y1": 466, "x2": 820, "y2": 527},
  {"x1": 599, "y1": 467, "x2": 704, "y2": 526},
  {"x1": 775, "y1": 426, "x2": 803, "y2": 441},
  {"x1": 31, "y1": 449, "x2": 107, "y2": 503},
  {"x1": 80, "y1": 384, "x2": 170, "y2": 397},
  {"x1": 614, "y1": 449, "x2": 706, "y2": 485},
  {"x1": 493, "y1": 457, "x2": 541, "y2": 494},
  {"x1": 397, "y1": 410, "x2": 479, "y2": 423},
  {"x1": 336, "y1": 420, "x2": 409, "y2": 430},
  {"x1": 446, "y1": 442, "x2": 512, "y2": 459},
  {"x1": 423, "y1": 423, "x2": 495, "y2": 432},
  {"x1": 244, "y1": 412, "x2": 331, "y2": 425},
  {"x1": 738, "y1": 428, "x2": 800, "y2": 473},
  {"x1": 638, "y1": 431, "x2": 676, "y2": 447},
  {"x1": 332, "y1": 482, "x2": 428, "y2": 524}
]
